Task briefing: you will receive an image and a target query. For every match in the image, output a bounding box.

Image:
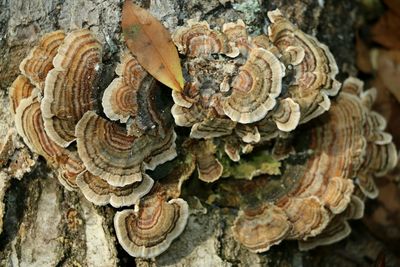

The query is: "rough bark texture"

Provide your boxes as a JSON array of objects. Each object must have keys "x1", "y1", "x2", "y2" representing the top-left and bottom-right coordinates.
[{"x1": 0, "y1": 0, "x2": 399, "y2": 266}]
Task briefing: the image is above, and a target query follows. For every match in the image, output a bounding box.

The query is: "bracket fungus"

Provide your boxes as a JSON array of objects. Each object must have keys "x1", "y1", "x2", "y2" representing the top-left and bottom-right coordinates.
[
  {"x1": 9, "y1": 25, "x2": 184, "y2": 258},
  {"x1": 19, "y1": 30, "x2": 66, "y2": 90},
  {"x1": 76, "y1": 171, "x2": 154, "y2": 208},
  {"x1": 8, "y1": 5, "x2": 398, "y2": 261},
  {"x1": 75, "y1": 110, "x2": 176, "y2": 187},
  {"x1": 232, "y1": 204, "x2": 290, "y2": 253},
  {"x1": 41, "y1": 29, "x2": 103, "y2": 147},
  {"x1": 170, "y1": 9, "x2": 341, "y2": 182},
  {"x1": 102, "y1": 52, "x2": 146, "y2": 123},
  {"x1": 114, "y1": 195, "x2": 189, "y2": 258},
  {"x1": 9, "y1": 75, "x2": 35, "y2": 115},
  {"x1": 225, "y1": 77, "x2": 397, "y2": 252}
]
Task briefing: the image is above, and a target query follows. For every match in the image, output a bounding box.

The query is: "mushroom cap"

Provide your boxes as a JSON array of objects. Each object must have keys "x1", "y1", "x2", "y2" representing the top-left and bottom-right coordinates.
[
  {"x1": 268, "y1": 9, "x2": 341, "y2": 123},
  {"x1": 281, "y1": 45, "x2": 305, "y2": 66},
  {"x1": 19, "y1": 30, "x2": 66, "y2": 90},
  {"x1": 193, "y1": 140, "x2": 224, "y2": 183},
  {"x1": 298, "y1": 217, "x2": 351, "y2": 251},
  {"x1": 272, "y1": 98, "x2": 301, "y2": 132},
  {"x1": 15, "y1": 94, "x2": 64, "y2": 164},
  {"x1": 75, "y1": 111, "x2": 143, "y2": 186},
  {"x1": 173, "y1": 20, "x2": 228, "y2": 57},
  {"x1": 171, "y1": 104, "x2": 206, "y2": 127},
  {"x1": 222, "y1": 47, "x2": 284, "y2": 124},
  {"x1": 277, "y1": 196, "x2": 330, "y2": 239},
  {"x1": 15, "y1": 94, "x2": 83, "y2": 190},
  {"x1": 143, "y1": 129, "x2": 177, "y2": 171},
  {"x1": 357, "y1": 173, "x2": 379, "y2": 199},
  {"x1": 57, "y1": 150, "x2": 85, "y2": 191},
  {"x1": 75, "y1": 111, "x2": 176, "y2": 187},
  {"x1": 102, "y1": 52, "x2": 147, "y2": 123},
  {"x1": 114, "y1": 195, "x2": 189, "y2": 258},
  {"x1": 77, "y1": 171, "x2": 154, "y2": 208},
  {"x1": 41, "y1": 29, "x2": 103, "y2": 147},
  {"x1": 234, "y1": 124, "x2": 261, "y2": 144},
  {"x1": 320, "y1": 177, "x2": 354, "y2": 214},
  {"x1": 224, "y1": 138, "x2": 242, "y2": 162},
  {"x1": 342, "y1": 195, "x2": 365, "y2": 220},
  {"x1": 225, "y1": 77, "x2": 396, "y2": 252},
  {"x1": 232, "y1": 204, "x2": 290, "y2": 253},
  {"x1": 102, "y1": 78, "x2": 138, "y2": 123},
  {"x1": 9, "y1": 75, "x2": 35, "y2": 115},
  {"x1": 222, "y1": 19, "x2": 250, "y2": 56},
  {"x1": 190, "y1": 116, "x2": 236, "y2": 139}
]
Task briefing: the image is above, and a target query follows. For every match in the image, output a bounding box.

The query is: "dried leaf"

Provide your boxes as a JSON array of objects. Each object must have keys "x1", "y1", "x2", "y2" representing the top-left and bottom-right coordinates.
[
  {"x1": 363, "y1": 176, "x2": 400, "y2": 255},
  {"x1": 371, "y1": 49, "x2": 400, "y2": 103},
  {"x1": 384, "y1": 0, "x2": 400, "y2": 17},
  {"x1": 371, "y1": 10, "x2": 400, "y2": 49},
  {"x1": 356, "y1": 33, "x2": 373, "y2": 73},
  {"x1": 121, "y1": 0, "x2": 184, "y2": 92}
]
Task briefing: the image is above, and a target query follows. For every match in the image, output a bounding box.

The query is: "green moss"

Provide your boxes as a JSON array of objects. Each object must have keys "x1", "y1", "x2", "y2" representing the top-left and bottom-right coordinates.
[
  {"x1": 232, "y1": 0, "x2": 262, "y2": 34},
  {"x1": 219, "y1": 150, "x2": 281, "y2": 180}
]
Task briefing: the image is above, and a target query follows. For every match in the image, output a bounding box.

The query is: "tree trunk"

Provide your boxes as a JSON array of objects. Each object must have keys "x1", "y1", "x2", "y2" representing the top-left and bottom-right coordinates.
[{"x1": 0, "y1": 0, "x2": 398, "y2": 266}]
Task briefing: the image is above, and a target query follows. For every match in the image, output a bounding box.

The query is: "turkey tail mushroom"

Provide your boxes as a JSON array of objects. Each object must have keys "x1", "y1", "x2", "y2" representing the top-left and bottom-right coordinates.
[
  {"x1": 41, "y1": 29, "x2": 102, "y2": 147},
  {"x1": 114, "y1": 195, "x2": 189, "y2": 258}
]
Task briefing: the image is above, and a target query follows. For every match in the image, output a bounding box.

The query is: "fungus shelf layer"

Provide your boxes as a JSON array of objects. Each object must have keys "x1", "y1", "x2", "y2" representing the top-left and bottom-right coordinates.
[{"x1": 8, "y1": 7, "x2": 398, "y2": 259}]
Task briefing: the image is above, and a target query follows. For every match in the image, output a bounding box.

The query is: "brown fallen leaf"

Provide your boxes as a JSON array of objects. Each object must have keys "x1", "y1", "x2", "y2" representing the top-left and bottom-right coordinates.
[
  {"x1": 374, "y1": 250, "x2": 386, "y2": 267},
  {"x1": 383, "y1": 0, "x2": 400, "y2": 17},
  {"x1": 356, "y1": 32, "x2": 373, "y2": 73},
  {"x1": 372, "y1": 76, "x2": 400, "y2": 148},
  {"x1": 121, "y1": 0, "x2": 184, "y2": 92},
  {"x1": 370, "y1": 49, "x2": 400, "y2": 103},
  {"x1": 363, "y1": 175, "x2": 400, "y2": 255},
  {"x1": 371, "y1": 9, "x2": 400, "y2": 49}
]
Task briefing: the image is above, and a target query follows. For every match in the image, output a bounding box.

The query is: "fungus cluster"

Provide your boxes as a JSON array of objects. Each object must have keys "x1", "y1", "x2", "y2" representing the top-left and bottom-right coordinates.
[
  {"x1": 8, "y1": 8, "x2": 398, "y2": 259},
  {"x1": 224, "y1": 78, "x2": 397, "y2": 251},
  {"x1": 10, "y1": 29, "x2": 187, "y2": 258},
  {"x1": 171, "y1": 10, "x2": 340, "y2": 147}
]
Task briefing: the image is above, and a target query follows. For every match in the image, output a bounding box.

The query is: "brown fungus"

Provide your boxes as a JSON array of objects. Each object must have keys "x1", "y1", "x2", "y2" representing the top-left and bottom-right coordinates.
[
  {"x1": 8, "y1": 8, "x2": 399, "y2": 260},
  {"x1": 171, "y1": 9, "x2": 341, "y2": 157},
  {"x1": 15, "y1": 94, "x2": 64, "y2": 164},
  {"x1": 193, "y1": 140, "x2": 224, "y2": 183},
  {"x1": 232, "y1": 204, "x2": 290, "y2": 253},
  {"x1": 19, "y1": 30, "x2": 66, "y2": 90},
  {"x1": 9, "y1": 75, "x2": 35, "y2": 115},
  {"x1": 10, "y1": 27, "x2": 184, "y2": 259},
  {"x1": 114, "y1": 194, "x2": 189, "y2": 258},
  {"x1": 76, "y1": 171, "x2": 154, "y2": 208},
  {"x1": 267, "y1": 9, "x2": 341, "y2": 123},
  {"x1": 222, "y1": 19, "x2": 250, "y2": 57},
  {"x1": 227, "y1": 77, "x2": 397, "y2": 252},
  {"x1": 298, "y1": 216, "x2": 351, "y2": 251},
  {"x1": 41, "y1": 29, "x2": 102, "y2": 147},
  {"x1": 271, "y1": 98, "x2": 301, "y2": 132},
  {"x1": 222, "y1": 47, "x2": 284, "y2": 124},
  {"x1": 102, "y1": 52, "x2": 147, "y2": 123},
  {"x1": 14, "y1": 94, "x2": 83, "y2": 190},
  {"x1": 277, "y1": 196, "x2": 330, "y2": 239},
  {"x1": 190, "y1": 115, "x2": 237, "y2": 139},
  {"x1": 173, "y1": 20, "x2": 228, "y2": 57},
  {"x1": 75, "y1": 111, "x2": 176, "y2": 187}
]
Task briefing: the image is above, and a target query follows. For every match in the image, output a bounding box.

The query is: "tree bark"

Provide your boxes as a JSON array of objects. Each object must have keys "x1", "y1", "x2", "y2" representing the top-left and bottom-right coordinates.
[{"x1": 0, "y1": 0, "x2": 398, "y2": 266}]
